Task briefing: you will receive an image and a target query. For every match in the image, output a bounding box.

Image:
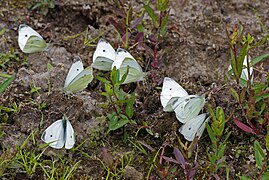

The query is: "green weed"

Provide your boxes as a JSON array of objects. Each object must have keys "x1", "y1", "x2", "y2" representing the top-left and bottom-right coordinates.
[
  {"x1": 97, "y1": 67, "x2": 135, "y2": 134},
  {"x1": 0, "y1": 48, "x2": 20, "y2": 70},
  {"x1": 30, "y1": 0, "x2": 55, "y2": 15},
  {"x1": 206, "y1": 105, "x2": 230, "y2": 178},
  {"x1": 0, "y1": 74, "x2": 14, "y2": 93},
  {"x1": 227, "y1": 24, "x2": 269, "y2": 179}
]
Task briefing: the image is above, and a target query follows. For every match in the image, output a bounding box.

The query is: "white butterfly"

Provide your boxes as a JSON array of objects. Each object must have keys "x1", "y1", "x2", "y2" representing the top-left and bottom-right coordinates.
[
  {"x1": 41, "y1": 115, "x2": 75, "y2": 149},
  {"x1": 92, "y1": 39, "x2": 145, "y2": 84},
  {"x1": 172, "y1": 95, "x2": 205, "y2": 123},
  {"x1": 18, "y1": 24, "x2": 48, "y2": 53},
  {"x1": 160, "y1": 77, "x2": 188, "y2": 112},
  {"x1": 228, "y1": 55, "x2": 253, "y2": 87},
  {"x1": 92, "y1": 38, "x2": 115, "y2": 71},
  {"x1": 179, "y1": 113, "x2": 209, "y2": 141},
  {"x1": 64, "y1": 57, "x2": 93, "y2": 94},
  {"x1": 112, "y1": 48, "x2": 146, "y2": 84}
]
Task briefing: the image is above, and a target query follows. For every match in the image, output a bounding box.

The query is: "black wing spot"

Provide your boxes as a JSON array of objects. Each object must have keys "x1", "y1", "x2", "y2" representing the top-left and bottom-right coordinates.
[
  {"x1": 50, "y1": 134, "x2": 53, "y2": 137},
  {"x1": 169, "y1": 88, "x2": 172, "y2": 91},
  {"x1": 188, "y1": 127, "x2": 191, "y2": 130},
  {"x1": 103, "y1": 49, "x2": 106, "y2": 52},
  {"x1": 77, "y1": 68, "x2": 80, "y2": 71},
  {"x1": 25, "y1": 35, "x2": 28, "y2": 37},
  {"x1": 124, "y1": 50, "x2": 127, "y2": 53},
  {"x1": 70, "y1": 136, "x2": 73, "y2": 138}
]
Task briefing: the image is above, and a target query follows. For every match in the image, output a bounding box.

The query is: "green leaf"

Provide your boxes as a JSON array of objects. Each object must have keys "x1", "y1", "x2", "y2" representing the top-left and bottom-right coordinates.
[
  {"x1": 119, "y1": 66, "x2": 129, "y2": 85},
  {"x1": 206, "y1": 123, "x2": 217, "y2": 149},
  {"x1": 230, "y1": 87, "x2": 239, "y2": 102},
  {"x1": 110, "y1": 67, "x2": 120, "y2": 85},
  {"x1": 160, "y1": 11, "x2": 169, "y2": 36},
  {"x1": 212, "y1": 107, "x2": 225, "y2": 136},
  {"x1": 254, "y1": 140, "x2": 265, "y2": 169},
  {"x1": 208, "y1": 104, "x2": 216, "y2": 122},
  {"x1": 266, "y1": 127, "x2": 269, "y2": 151},
  {"x1": 217, "y1": 143, "x2": 226, "y2": 159},
  {"x1": 237, "y1": 43, "x2": 248, "y2": 78},
  {"x1": 105, "y1": 83, "x2": 113, "y2": 96},
  {"x1": 239, "y1": 176, "x2": 251, "y2": 180},
  {"x1": 207, "y1": 152, "x2": 215, "y2": 164},
  {"x1": 137, "y1": 24, "x2": 144, "y2": 32},
  {"x1": 251, "y1": 34, "x2": 269, "y2": 49},
  {"x1": 126, "y1": 93, "x2": 135, "y2": 118},
  {"x1": 230, "y1": 48, "x2": 238, "y2": 78},
  {"x1": 261, "y1": 172, "x2": 269, "y2": 180},
  {"x1": 108, "y1": 114, "x2": 129, "y2": 132},
  {"x1": 0, "y1": 76, "x2": 15, "y2": 93},
  {"x1": 96, "y1": 76, "x2": 110, "y2": 84},
  {"x1": 0, "y1": 27, "x2": 6, "y2": 36},
  {"x1": 47, "y1": 63, "x2": 53, "y2": 71},
  {"x1": 157, "y1": 0, "x2": 168, "y2": 11},
  {"x1": 250, "y1": 53, "x2": 269, "y2": 67},
  {"x1": 144, "y1": 4, "x2": 159, "y2": 28}
]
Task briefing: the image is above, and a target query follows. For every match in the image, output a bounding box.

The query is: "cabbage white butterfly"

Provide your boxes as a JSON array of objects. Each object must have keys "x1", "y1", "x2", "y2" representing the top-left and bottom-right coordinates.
[
  {"x1": 92, "y1": 38, "x2": 116, "y2": 71},
  {"x1": 179, "y1": 113, "x2": 209, "y2": 141},
  {"x1": 18, "y1": 24, "x2": 48, "y2": 53},
  {"x1": 160, "y1": 77, "x2": 188, "y2": 112},
  {"x1": 160, "y1": 77, "x2": 205, "y2": 122},
  {"x1": 64, "y1": 57, "x2": 93, "y2": 94},
  {"x1": 41, "y1": 115, "x2": 75, "y2": 149},
  {"x1": 228, "y1": 55, "x2": 253, "y2": 87},
  {"x1": 112, "y1": 48, "x2": 146, "y2": 84},
  {"x1": 92, "y1": 39, "x2": 145, "y2": 84},
  {"x1": 172, "y1": 95, "x2": 205, "y2": 123}
]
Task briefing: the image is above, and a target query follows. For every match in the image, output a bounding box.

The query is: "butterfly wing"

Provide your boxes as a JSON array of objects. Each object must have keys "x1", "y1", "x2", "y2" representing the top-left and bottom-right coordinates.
[
  {"x1": 114, "y1": 48, "x2": 145, "y2": 84},
  {"x1": 41, "y1": 119, "x2": 65, "y2": 149},
  {"x1": 64, "y1": 66, "x2": 93, "y2": 94},
  {"x1": 240, "y1": 55, "x2": 253, "y2": 87},
  {"x1": 18, "y1": 24, "x2": 47, "y2": 53},
  {"x1": 179, "y1": 113, "x2": 209, "y2": 141},
  {"x1": 64, "y1": 57, "x2": 84, "y2": 88},
  {"x1": 92, "y1": 39, "x2": 116, "y2": 71},
  {"x1": 23, "y1": 36, "x2": 48, "y2": 53},
  {"x1": 172, "y1": 95, "x2": 205, "y2": 123},
  {"x1": 64, "y1": 116, "x2": 75, "y2": 149},
  {"x1": 160, "y1": 77, "x2": 189, "y2": 112}
]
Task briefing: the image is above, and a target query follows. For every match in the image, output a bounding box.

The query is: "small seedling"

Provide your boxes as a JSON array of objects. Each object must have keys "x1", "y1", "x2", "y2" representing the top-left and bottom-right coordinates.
[
  {"x1": 30, "y1": 0, "x2": 55, "y2": 15},
  {"x1": 97, "y1": 67, "x2": 135, "y2": 134}
]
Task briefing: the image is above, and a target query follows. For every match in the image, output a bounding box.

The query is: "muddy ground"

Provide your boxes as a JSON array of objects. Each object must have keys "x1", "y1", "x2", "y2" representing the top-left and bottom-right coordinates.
[{"x1": 0, "y1": 0, "x2": 269, "y2": 179}]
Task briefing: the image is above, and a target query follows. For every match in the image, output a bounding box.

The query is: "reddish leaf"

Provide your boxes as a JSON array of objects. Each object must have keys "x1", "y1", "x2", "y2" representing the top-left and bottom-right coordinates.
[
  {"x1": 131, "y1": 14, "x2": 144, "y2": 29},
  {"x1": 174, "y1": 148, "x2": 186, "y2": 169},
  {"x1": 108, "y1": 17, "x2": 125, "y2": 35},
  {"x1": 233, "y1": 117, "x2": 255, "y2": 134},
  {"x1": 149, "y1": 34, "x2": 156, "y2": 43},
  {"x1": 135, "y1": 32, "x2": 144, "y2": 43},
  {"x1": 122, "y1": 32, "x2": 131, "y2": 43},
  {"x1": 137, "y1": 140, "x2": 155, "y2": 152},
  {"x1": 187, "y1": 161, "x2": 198, "y2": 179},
  {"x1": 162, "y1": 156, "x2": 180, "y2": 165}
]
